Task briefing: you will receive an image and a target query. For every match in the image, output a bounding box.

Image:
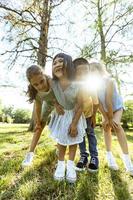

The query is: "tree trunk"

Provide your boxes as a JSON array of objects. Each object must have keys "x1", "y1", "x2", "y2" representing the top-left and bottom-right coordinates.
[
  {"x1": 37, "y1": 0, "x2": 52, "y2": 68},
  {"x1": 29, "y1": 0, "x2": 52, "y2": 131},
  {"x1": 97, "y1": 0, "x2": 107, "y2": 64}
]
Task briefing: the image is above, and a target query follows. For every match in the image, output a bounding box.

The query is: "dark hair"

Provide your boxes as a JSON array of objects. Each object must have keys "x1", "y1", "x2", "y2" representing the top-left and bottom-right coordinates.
[
  {"x1": 26, "y1": 65, "x2": 43, "y2": 103},
  {"x1": 52, "y1": 53, "x2": 75, "y2": 80},
  {"x1": 73, "y1": 58, "x2": 89, "y2": 69}
]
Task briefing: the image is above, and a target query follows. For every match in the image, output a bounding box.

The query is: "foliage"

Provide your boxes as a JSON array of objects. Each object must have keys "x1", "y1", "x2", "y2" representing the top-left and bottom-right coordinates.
[
  {"x1": 13, "y1": 108, "x2": 31, "y2": 123},
  {"x1": 1, "y1": 106, "x2": 31, "y2": 123},
  {"x1": 122, "y1": 100, "x2": 133, "y2": 128}
]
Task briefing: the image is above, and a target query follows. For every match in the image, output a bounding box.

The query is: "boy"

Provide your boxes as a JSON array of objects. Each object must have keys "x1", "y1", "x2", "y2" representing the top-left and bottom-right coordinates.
[{"x1": 73, "y1": 58, "x2": 99, "y2": 172}]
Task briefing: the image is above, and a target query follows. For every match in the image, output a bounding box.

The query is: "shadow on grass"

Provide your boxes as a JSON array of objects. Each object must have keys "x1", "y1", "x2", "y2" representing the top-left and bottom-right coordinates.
[
  {"x1": 0, "y1": 131, "x2": 30, "y2": 145},
  {"x1": 75, "y1": 170, "x2": 99, "y2": 200},
  {"x1": 110, "y1": 169, "x2": 132, "y2": 200},
  {"x1": 0, "y1": 148, "x2": 99, "y2": 200},
  {"x1": 1, "y1": 148, "x2": 76, "y2": 200},
  {"x1": 0, "y1": 148, "x2": 57, "y2": 200}
]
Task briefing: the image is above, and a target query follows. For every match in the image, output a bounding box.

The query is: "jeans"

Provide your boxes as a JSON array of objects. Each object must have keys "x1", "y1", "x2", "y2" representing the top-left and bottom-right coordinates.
[{"x1": 79, "y1": 117, "x2": 98, "y2": 158}]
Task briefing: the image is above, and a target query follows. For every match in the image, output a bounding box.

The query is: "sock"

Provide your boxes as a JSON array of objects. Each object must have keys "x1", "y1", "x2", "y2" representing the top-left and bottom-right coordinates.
[
  {"x1": 106, "y1": 151, "x2": 113, "y2": 157},
  {"x1": 122, "y1": 154, "x2": 133, "y2": 170},
  {"x1": 67, "y1": 160, "x2": 74, "y2": 166},
  {"x1": 58, "y1": 160, "x2": 65, "y2": 164}
]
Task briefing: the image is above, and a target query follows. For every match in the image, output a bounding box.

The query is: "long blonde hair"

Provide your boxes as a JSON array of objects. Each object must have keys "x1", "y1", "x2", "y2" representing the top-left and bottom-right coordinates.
[{"x1": 89, "y1": 62, "x2": 110, "y2": 77}]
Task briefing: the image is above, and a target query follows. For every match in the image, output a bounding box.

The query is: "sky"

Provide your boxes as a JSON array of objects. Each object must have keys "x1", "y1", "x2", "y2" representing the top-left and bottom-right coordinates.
[{"x1": 0, "y1": 0, "x2": 133, "y2": 109}]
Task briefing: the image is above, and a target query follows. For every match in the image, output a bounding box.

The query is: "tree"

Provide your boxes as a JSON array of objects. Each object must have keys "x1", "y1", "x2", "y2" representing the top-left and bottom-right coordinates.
[
  {"x1": 0, "y1": 0, "x2": 66, "y2": 130},
  {"x1": 0, "y1": 0, "x2": 66, "y2": 68},
  {"x1": 80, "y1": 0, "x2": 133, "y2": 63},
  {"x1": 76, "y1": 0, "x2": 133, "y2": 94}
]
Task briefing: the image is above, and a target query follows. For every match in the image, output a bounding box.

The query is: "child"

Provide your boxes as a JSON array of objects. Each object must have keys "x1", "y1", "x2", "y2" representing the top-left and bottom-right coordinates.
[
  {"x1": 73, "y1": 58, "x2": 99, "y2": 172},
  {"x1": 22, "y1": 65, "x2": 64, "y2": 167},
  {"x1": 49, "y1": 53, "x2": 86, "y2": 183},
  {"x1": 89, "y1": 62, "x2": 133, "y2": 175}
]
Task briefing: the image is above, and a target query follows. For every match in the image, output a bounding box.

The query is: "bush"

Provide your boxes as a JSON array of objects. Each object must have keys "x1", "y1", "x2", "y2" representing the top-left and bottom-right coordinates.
[
  {"x1": 13, "y1": 108, "x2": 31, "y2": 123},
  {"x1": 2, "y1": 105, "x2": 14, "y2": 118},
  {"x1": 6, "y1": 115, "x2": 14, "y2": 123},
  {"x1": 122, "y1": 100, "x2": 133, "y2": 129},
  {"x1": 1, "y1": 105, "x2": 31, "y2": 124}
]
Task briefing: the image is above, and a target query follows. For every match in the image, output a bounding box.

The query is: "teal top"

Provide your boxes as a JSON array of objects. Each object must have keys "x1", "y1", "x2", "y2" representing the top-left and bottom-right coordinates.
[
  {"x1": 51, "y1": 80, "x2": 79, "y2": 110},
  {"x1": 35, "y1": 88, "x2": 56, "y2": 122}
]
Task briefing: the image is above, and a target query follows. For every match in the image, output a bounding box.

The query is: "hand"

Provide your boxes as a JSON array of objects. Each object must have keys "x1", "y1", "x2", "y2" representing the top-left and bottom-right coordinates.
[
  {"x1": 34, "y1": 122, "x2": 42, "y2": 133},
  {"x1": 109, "y1": 119, "x2": 119, "y2": 130},
  {"x1": 69, "y1": 123, "x2": 78, "y2": 137},
  {"x1": 102, "y1": 119, "x2": 110, "y2": 130},
  {"x1": 55, "y1": 104, "x2": 65, "y2": 115}
]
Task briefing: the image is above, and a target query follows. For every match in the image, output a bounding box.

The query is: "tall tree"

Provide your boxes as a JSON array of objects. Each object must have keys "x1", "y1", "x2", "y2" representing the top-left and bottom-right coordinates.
[
  {"x1": 0, "y1": 0, "x2": 66, "y2": 130},
  {"x1": 0, "y1": 0, "x2": 66, "y2": 68},
  {"x1": 79, "y1": 0, "x2": 133, "y2": 65},
  {"x1": 77, "y1": 0, "x2": 133, "y2": 93}
]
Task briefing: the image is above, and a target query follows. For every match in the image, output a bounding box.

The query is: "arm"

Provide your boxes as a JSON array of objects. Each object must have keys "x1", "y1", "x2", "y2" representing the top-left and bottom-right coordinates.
[
  {"x1": 29, "y1": 99, "x2": 43, "y2": 152},
  {"x1": 53, "y1": 99, "x2": 65, "y2": 115},
  {"x1": 106, "y1": 79, "x2": 114, "y2": 120},
  {"x1": 69, "y1": 90, "x2": 83, "y2": 137},
  {"x1": 29, "y1": 100, "x2": 53, "y2": 152},
  {"x1": 48, "y1": 77, "x2": 64, "y2": 115},
  {"x1": 98, "y1": 101, "x2": 110, "y2": 130},
  {"x1": 91, "y1": 94, "x2": 99, "y2": 127},
  {"x1": 106, "y1": 79, "x2": 118, "y2": 129},
  {"x1": 35, "y1": 99, "x2": 42, "y2": 127}
]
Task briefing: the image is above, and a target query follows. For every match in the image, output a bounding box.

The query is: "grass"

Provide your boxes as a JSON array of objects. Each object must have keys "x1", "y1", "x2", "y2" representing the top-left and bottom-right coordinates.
[{"x1": 0, "y1": 123, "x2": 133, "y2": 200}]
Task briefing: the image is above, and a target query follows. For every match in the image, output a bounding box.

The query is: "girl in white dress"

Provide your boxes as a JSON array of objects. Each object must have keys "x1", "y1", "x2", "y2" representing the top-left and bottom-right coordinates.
[{"x1": 49, "y1": 53, "x2": 86, "y2": 183}]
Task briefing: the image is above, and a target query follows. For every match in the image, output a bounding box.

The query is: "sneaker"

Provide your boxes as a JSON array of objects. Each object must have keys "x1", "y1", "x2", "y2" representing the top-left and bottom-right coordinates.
[
  {"x1": 122, "y1": 154, "x2": 133, "y2": 176},
  {"x1": 106, "y1": 152, "x2": 119, "y2": 170},
  {"x1": 66, "y1": 160, "x2": 77, "y2": 183},
  {"x1": 22, "y1": 152, "x2": 34, "y2": 167},
  {"x1": 75, "y1": 156, "x2": 88, "y2": 171},
  {"x1": 88, "y1": 157, "x2": 99, "y2": 172},
  {"x1": 54, "y1": 160, "x2": 65, "y2": 181}
]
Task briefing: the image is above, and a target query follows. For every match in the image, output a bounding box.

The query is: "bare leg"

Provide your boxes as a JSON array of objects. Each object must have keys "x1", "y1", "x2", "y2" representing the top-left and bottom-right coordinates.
[
  {"x1": 58, "y1": 144, "x2": 67, "y2": 161},
  {"x1": 113, "y1": 110, "x2": 128, "y2": 154},
  {"x1": 69, "y1": 144, "x2": 77, "y2": 161},
  {"x1": 103, "y1": 127, "x2": 112, "y2": 151},
  {"x1": 102, "y1": 116, "x2": 112, "y2": 151},
  {"x1": 66, "y1": 144, "x2": 77, "y2": 183},
  {"x1": 102, "y1": 116, "x2": 118, "y2": 170}
]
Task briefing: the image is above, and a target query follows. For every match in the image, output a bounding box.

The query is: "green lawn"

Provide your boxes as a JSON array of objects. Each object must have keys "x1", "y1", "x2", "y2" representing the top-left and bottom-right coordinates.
[{"x1": 0, "y1": 123, "x2": 133, "y2": 200}]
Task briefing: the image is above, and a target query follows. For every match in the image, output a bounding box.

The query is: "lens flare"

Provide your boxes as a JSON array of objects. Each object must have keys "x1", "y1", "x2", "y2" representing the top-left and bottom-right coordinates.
[
  {"x1": 85, "y1": 74, "x2": 102, "y2": 92},
  {"x1": 75, "y1": 74, "x2": 103, "y2": 93}
]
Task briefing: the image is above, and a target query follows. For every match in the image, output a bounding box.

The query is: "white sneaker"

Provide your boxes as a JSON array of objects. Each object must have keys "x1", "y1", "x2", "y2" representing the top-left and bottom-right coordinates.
[
  {"x1": 22, "y1": 152, "x2": 34, "y2": 167},
  {"x1": 66, "y1": 160, "x2": 77, "y2": 183},
  {"x1": 54, "y1": 160, "x2": 65, "y2": 181},
  {"x1": 122, "y1": 154, "x2": 133, "y2": 176},
  {"x1": 106, "y1": 152, "x2": 119, "y2": 170}
]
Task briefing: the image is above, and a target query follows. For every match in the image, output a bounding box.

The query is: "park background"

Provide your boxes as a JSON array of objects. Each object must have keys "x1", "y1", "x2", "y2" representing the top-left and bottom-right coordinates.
[{"x1": 0, "y1": 0, "x2": 133, "y2": 199}]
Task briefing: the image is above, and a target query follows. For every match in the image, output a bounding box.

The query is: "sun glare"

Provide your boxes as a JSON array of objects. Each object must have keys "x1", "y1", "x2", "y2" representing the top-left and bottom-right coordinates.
[{"x1": 77, "y1": 74, "x2": 103, "y2": 93}]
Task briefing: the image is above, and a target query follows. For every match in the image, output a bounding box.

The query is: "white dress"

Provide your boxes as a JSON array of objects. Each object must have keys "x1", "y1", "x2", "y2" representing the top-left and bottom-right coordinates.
[{"x1": 49, "y1": 80, "x2": 86, "y2": 146}]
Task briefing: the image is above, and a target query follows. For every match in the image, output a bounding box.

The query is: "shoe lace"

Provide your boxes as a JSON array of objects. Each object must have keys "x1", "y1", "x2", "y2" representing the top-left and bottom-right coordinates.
[{"x1": 79, "y1": 156, "x2": 86, "y2": 163}]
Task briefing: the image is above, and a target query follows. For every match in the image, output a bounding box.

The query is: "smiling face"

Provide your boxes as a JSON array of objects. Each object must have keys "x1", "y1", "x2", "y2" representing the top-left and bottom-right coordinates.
[
  {"x1": 30, "y1": 74, "x2": 48, "y2": 92},
  {"x1": 52, "y1": 57, "x2": 66, "y2": 79}
]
